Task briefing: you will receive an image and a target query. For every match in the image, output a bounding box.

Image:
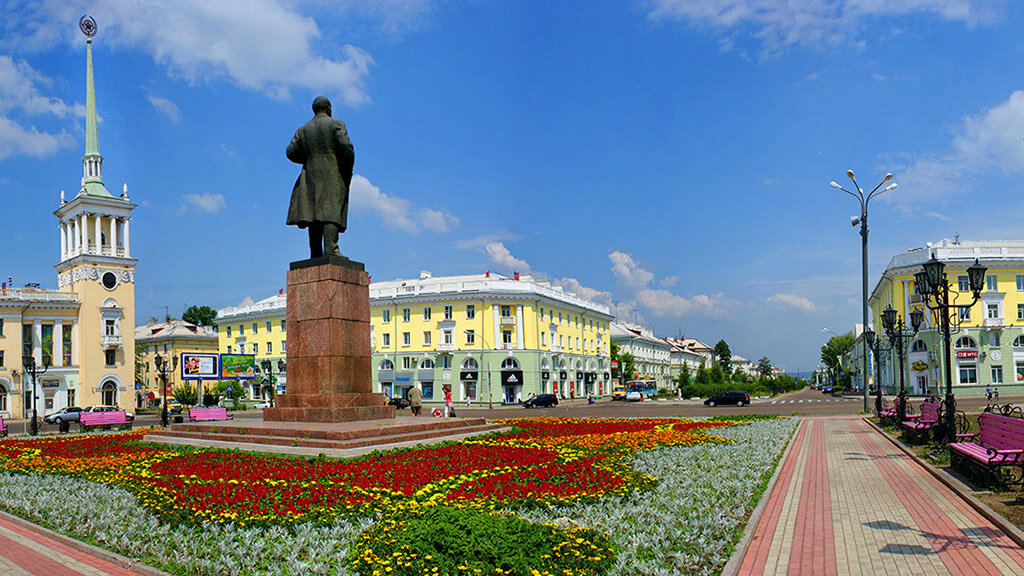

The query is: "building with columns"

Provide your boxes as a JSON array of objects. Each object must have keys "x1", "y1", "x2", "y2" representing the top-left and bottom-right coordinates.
[{"x1": 0, "y1": 30, "x2": 135, "y2": 419}]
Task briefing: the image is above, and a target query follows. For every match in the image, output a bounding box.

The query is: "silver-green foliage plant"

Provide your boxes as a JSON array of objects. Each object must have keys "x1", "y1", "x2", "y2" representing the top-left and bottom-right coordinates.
[
  {"x1": 0, "y1": 472, "x2": 371, "y2": 576},
  {"x1": 511, "y1": 418, "x2": 799, "y2": 576}
]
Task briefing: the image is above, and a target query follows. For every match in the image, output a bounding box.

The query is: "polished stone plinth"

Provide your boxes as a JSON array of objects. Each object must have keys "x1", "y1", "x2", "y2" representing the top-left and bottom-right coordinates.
[{"x1": 264, "y1": 256, "x2": 394, "y2": 422}]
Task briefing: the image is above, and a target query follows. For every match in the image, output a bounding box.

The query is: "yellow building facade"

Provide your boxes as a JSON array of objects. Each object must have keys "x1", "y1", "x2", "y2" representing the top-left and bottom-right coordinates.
[
  {"x1": 0, "y1": 33, "x2": 136, "y2": 419},
  {"x1": 135, "y1": 320, "x2": 219, "y2": 407},
  {"x1": 215, "y1": 272, "x2": 614, "y2": 406},
  {"x1": 214, "y1": 291, "x2": 289, "y2": 400},
  {"x1": 870, "y1": 238, "x2": 1024, "y2": 396}
]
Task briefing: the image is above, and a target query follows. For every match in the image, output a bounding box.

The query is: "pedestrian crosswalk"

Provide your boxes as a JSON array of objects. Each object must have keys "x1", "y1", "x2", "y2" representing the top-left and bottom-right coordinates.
[{"x1": 767, "y1": 398, "x2": 858, "y2": 404}]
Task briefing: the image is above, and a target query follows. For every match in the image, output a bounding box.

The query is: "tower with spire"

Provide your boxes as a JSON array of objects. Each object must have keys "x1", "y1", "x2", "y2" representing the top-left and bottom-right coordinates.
[{"x1": 53, "y1": 16, "x2": 137, "y2": 408}]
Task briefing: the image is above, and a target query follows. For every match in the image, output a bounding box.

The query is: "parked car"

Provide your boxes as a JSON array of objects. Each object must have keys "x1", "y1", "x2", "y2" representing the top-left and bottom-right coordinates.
[
  {"x1": 625, "y1": 390, "x2": 643, "y2": 402},
  {"x1": 821, "y1": 385, "x2": 834, "y2": 394},
  {"x1": 83, "y1": 405, "x2": 135, "y2": 421},
  {"x1": 43, "y1": 406, "x2": 83, "y2": 425},
  {"x1": 254, "y1": 401, "x2": 271, "y2": 409},
  {"x1": 388, "y1": 397, "x2": 410, "y2": 409},
  {"x1": 703, "y1": 391, "x2": 750, "y2": 407},
  {"x1": 524, "y1": 394, "x2": 559, "y2": 408},
  {"x1": 166, "y1": 400, "x2": 184, "y2": 414}
]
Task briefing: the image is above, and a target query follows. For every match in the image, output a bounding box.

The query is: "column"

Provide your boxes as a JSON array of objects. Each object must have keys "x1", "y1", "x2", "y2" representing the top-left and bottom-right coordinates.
[
  {"x1": 33, "y1": 319, "x2": 42, "y2": 367},
  {"x1": 93, "y1": 213, "x2": 100, "y2": 255},
  {"x1": 53, "y1": 322, "x2": 63, "y2": 367},
  {"x1": 78, "y1": 214, "x2": 85, "y2": 255},
  {"x1": 71, "y1": 320, "x2": 78, "y2": 366},
  {"x1": 516, "y1": 305, "x2": 524, "y2": 349},
  {"x1": 492, "y1": 304, "x2": 500, "y2": 350},
  {"x1": 111, "y1": 217, "x2": 119, "y2": 256},
  {"x1": 123, "y1": 218, "x2": 130, "y2": 257},
  {"x1": 59, "y1": 222, "x2": 67, "y2": 260}
]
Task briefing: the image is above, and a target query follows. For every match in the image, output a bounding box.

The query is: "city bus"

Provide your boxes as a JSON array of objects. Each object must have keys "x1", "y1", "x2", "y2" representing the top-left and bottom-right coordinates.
[{"x1": 626, "y1": 380, "x2": 657, "y2": 399}]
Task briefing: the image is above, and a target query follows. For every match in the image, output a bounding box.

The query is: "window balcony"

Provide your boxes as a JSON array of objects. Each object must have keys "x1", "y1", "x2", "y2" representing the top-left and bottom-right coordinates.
[
  {"x1": 101, "y1": 334, "x2": 122, "y2": 349},
  {"x1": 500, "y1": 316, "x2": 515, "y2": 326},
  {"x1": 437, "y1": 342, "x2": 455, "y2": 352},
  {"x1": 984, "y1": 317, "x2": 1005, "y2": 327},
  {"x1": 502, "y1": 342, "x2": 517, "y2": 350}
]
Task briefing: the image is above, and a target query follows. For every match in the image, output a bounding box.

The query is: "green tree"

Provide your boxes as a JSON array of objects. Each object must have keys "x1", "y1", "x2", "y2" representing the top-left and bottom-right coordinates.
[
  {"x1": 820, "y1": 332, "x2": 855, "y2": 385},
  {"x1": 182, "y1": 305, "x2": 218, "y2": 327},
  {"x1": 714, "y1": 340, "x2": 732, "y2": 373},
  {"x1": 610, "y1": 342, "x2": 636, "y2": 383},
  {"x1": 173, "y1": 383, "x2": 198, "y2": 406},
  {"x1": 135, "y1": 343, "x2": 146, "y2": 386},
  {"x1": 757, "y1": 356, "x2": 773, "y2": 380},
  {"x1": 676, "y1": 363, "x2": 692, "y2": 388}
]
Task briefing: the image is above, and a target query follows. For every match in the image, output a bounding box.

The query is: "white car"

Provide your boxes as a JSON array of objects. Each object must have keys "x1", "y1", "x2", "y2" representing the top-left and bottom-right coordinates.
[
  {"x1": 254, "y1": 401, "x2": 271, "y2": 409},
  {"x1": 83, "y1": 405, "x2": 135, "y2": 421},
  {"x1": 625, "y1": 391, "x2": 643, "y2": 402}
]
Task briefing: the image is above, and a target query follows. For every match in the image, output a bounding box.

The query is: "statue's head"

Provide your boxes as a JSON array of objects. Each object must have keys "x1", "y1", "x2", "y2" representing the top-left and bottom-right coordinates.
[{"x1": 312, "y1": 96, "x2": 332, "y2": 116}]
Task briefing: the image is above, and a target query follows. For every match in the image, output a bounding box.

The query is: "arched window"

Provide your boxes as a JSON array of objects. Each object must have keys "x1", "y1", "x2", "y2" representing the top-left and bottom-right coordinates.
[
  {"x1": 1014, "y1": 336, "x2": 1024, "y2": 348},
  {"x1": 462, "y1": 358, "x2": 478, "y2": 370},
  {"x1": 501, "y1": 357, "x2": 520, "y2": 370},
  {"x1": 910, "y1": 340, "x2": 927, "y2": 353},
  {"x1": 955, "y1": 336, "x2": 977, "y2": 349},
  {"x1": 540, "y1": 358, "x2": 550, "y2": 369},
  {"x1": 379, "y1": 359, "x2": 394, "y2": 371},
  {"x1": 559, "y1": 359, "x2": 567, "y2": 369},
  {"x1": 420, "y1": 358, "x2": 435, "y2": 369},
  {"x1": 0, "y1": 383, "x2": 6, "y2": 412},
  {"x1": 575, "y1": 360, "x2": 583, "y2": 370},
  {"x1": 101, "y1": 381, "x2": 118, "y2": 406}
]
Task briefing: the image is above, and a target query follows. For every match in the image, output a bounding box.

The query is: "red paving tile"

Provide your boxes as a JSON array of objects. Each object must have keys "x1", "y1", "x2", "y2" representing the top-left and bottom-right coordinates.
[{"x1": 0, "y1": 515, "x2": 152, "y2": 576}]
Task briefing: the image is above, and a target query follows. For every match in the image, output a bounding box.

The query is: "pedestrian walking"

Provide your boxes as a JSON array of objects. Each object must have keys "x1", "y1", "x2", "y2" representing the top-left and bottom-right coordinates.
[
  {"x1": 444, "y1": 385, "x2": 453, "y2": 417},
  {"x1": 986, "y1": 385, "x2": 993, "y2": 401},
  {"x1": 995, "y1": 387, "x2": 1000, "y2": 401},
  {"x1": 408, "y1": 386, "x2": 422, "y2": 416}
]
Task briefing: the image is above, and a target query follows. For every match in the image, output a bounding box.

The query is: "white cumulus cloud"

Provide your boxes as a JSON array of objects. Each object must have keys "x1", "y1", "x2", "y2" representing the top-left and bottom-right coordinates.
[
  {"x1": 767, "y1": 292, "x2": 818, "y2": 313},
  {"x1": 181, "y1": 192, "x2": 226, "y2": 214},
  {"x1": 609, "y1": 251, "x2": 654, "y2": 289},
  {"x1": 146, "y1": 92, "x2": 180, "y2": 123},
  {"x1": 484, "y1": 241, "x2": 530, "y2": 273},
  {"x1": 349, "y1": 174, "x2": 458, "y2": 234},
  {"x1": 552, "y1": 277, "x2": 613, "y2": 308},
  {"x1": 0, "y1": 55, "x2": 79, "y2": 160},
  {"x1": 635, "y1": 288, "x2": 741, "y2": 318}
]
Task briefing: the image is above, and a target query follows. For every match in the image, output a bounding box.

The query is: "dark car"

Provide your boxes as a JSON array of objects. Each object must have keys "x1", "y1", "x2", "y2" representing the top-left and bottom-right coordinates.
[
  {"x1": 703, "y1": 391, "x2": 750, "y2": 407},
  {"x1": 524, "y1": 394, "x2": 559, "y2": 409},
  {"x1": 388, "y1": 397, "x2": 410, "y2": 410},
  {"x1": 43, "y1": 406, "x2": 83, "y2": 424}
]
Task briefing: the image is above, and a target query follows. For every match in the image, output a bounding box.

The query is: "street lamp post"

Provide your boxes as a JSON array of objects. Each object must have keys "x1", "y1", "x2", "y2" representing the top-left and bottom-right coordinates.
[
  {"x1": 830, "y1": 170, "x2": 897, "y2": 412},
  {"x1": 862, "y1": 329, "x2": 890, "y2": 417},
  {"x1": 21, "y1": 355, "x2": 47, "y2": 436},
  {"x1": 260, "y1": 359, "x2": 282, "y2": 407},
  {"x1": 881, "y1": 305, "x2": 924, "y2": 423},
  {"x1": 914, "y1": 257, "x2": 986, "y2": 444},
  {"x1": 155, "y1": 353, "x2": 178, "y2": 427},
  {"x1": 465, "y1": 330, "x2": 492, "y2": 409}
]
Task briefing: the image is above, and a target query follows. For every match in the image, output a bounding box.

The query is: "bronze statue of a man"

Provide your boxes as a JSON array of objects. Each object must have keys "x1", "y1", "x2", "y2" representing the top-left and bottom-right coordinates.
[{"x1": 286, "y1": 96, "x2": 355, "y2": 258}]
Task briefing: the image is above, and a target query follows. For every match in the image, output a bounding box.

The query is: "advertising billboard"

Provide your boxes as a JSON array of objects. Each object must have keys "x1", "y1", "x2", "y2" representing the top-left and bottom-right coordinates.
[
  {"x1": 180, "y1": 353, "x2": 220, "y2": 380},
  {"x1": 220, "y1": 354, "x2": 256, "y2": 379}
]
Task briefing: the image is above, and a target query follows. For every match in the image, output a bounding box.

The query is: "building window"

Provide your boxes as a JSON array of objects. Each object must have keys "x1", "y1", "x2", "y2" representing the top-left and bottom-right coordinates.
[
  {"x1": 0, "y1": 318, "x2": 4, "y2": 336},
  {"x1": 539, "y1": 308, "x2": 544, "y2": 322},
  {"x1": 957, "y1": 276, "x2": 970, "y2": 291},
  {"x1": 423, "y1": 307, "x2": 432, "y2": 321},
  {"x1": 0, "y1": 350, "x2": 4, "y2": 367},
  {"x1": 423, "y1": 331, "x2": 432, "y2": 346},
  {"x1": 441, "y1": 355, "x2": 451, "y2": 369},
  {"x1": 281, "y1": 340, "x2": 286, "y2": 352},
  {"x1": 281, "y1": 319, "x2": 286, "y2": 331},
  {"x1": 1018, "y1": 275, "x2": 1024, "y2": 291},
  {"x1": 1017, "y1": 361, "x2": 1024, "y2": 383},
  {"x1": 402, "y1": 332, "x2": 411, "y2": 347},
  {"x1": 267, "y1": 342, "x2": 272, "y2": 354},
  {"x1": 266, "y1": 321, "x2": 272, "y2": 332},
  {"x1": 444, "y1": 306, "x2": 453, "y2": 320},
  {"x1": 465, "y1": 330, "x2": 475, "y2": 345},
  {"x1": 402, "y1": 308, "x2": 410, "y2": 322},
  {"x1": 105, "y1": 319, "x2": 115, "y2": 336},
  {"x1": 988, "y1": 304, "x2": 1000, "y2": 319},
  {"x1": 466, "y1": 305, "x2": 475, "y2": 319},
  {"x1": 559, "y1": 335, "x2": 564, "y2": 347},
  {"x1": 500, "y1": 305, "x2": 512, "y2": 318},
  {"x1": 993, "y1": 365, "x2": 1004, "y2": 384},
  {"x1": 422, "y1": 383, "x2": 434, "y2": 399},
  {"x1": 559, "y1": 312, "x2": 563, "y2": 324},
  {"x1": 959, "y1": 307, "x2": 971, "y2": 321},
  {"x1": 382, "y1": 333, "x2": 390, "y2": 347},
  {"x1": 227, "y1": 345, "x2": 233, "y2": 354},
  {"x1": 541, "y1": 332, "x2": 546, "y2": 346},
  {"x1": 1018, "y1": 304, "x2": 1024, "y2": 320},
  {"x1": 443, "y1": 330, "x2": 453, "y2": 345},
  {"x1": 382, "y1": 310, "x2": 391, "y2": 323},
  {"x1": 105, "y1": 349, "x2": 116, "y2": 366},
  {"x1": 254, "y1": 322, "x2": 260, "y2": 334},
  {"x1": 958, "y1": 365, "x2": 977, "y2": 385},
  {"x1": 239, "y1": 324, "x2": 245, "y2": 336},
  {"x1": 987, "y1": 275, "x2": 998, "y2": 292},
  {"x1": 502, "y1": 330, "x2": 513, "y2": 345},
  {"x1": 420, "y1": 358, "x2": 435, "y2": 369},
  {"x1": 991, "y1": 332, "x2": 1002, "y2": 347},
  {"x1": 403, "y1": 357, "x2": 412, "y2": 369}
]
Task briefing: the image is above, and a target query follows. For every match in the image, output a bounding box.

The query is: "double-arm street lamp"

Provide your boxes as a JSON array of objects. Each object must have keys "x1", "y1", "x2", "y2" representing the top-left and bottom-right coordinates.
[
  {"x1": 862, "y1": 328, "x2": 891, "y2": 417},
  {"x1": 881, "y1": 305, "x2": 924, "y2": 423},
  {"x1": 914, "y1": 257, "x2": 986, "y2": 444},
  {"x1": 21, "y1": 355, "x2": 48, "y2": 436},
  {"x1": 830, "y1": 170, "x2": 898, "y2": 412},
  {"x1": 260, "y1": 359, "x2": 285, "y2": 407},
  {"x1": 154, "y1": 353, "x2": 178, "y2": 427}
]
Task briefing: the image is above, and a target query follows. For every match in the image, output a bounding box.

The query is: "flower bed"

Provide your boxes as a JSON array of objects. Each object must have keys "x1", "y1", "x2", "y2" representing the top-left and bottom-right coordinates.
[{"x1": 0, "y1": 416, "x2": 795, "y2": 575}]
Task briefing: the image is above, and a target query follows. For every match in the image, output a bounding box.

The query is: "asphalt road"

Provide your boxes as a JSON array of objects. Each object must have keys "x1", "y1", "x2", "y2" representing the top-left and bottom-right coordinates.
[{"x1": 6, "y1": 388, "x2": 1020, "y2": 436}]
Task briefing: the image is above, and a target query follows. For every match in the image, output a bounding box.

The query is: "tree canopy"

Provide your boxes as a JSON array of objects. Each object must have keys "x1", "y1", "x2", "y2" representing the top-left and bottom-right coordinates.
[
  {"x1": 757, "y1": 356, "x2": 773, "y2": 379},
  {"x1": 820, "y1": 332, "x2": 855, "y2": 378},
  {"x1": 183, "y1": 305, "x2": 218, "y2": 327},
  {"x1": 714, "y1": 340, "x2": 732, "y2": 372}
]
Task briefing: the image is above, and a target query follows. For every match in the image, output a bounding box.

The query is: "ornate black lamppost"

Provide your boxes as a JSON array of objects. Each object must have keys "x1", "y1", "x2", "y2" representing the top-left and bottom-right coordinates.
[
  {"x1": 862, "y1": 329, "x2": 890, "y2": 417},
  {"x1": 881, "y1": 306, "x2": 924, "y2": 423},
  {"x1": 155, "y1": 354, "x2": 178, "y2": 427},
  {"x1": 914, "y1": 257, "x2": 986, "y2": 444},
  {"x1": 260, "y1": 359, "x2": 284, "y2": 408},
  {"x1": 22, "y1": 354, "x2": 48, "y2": 436}
]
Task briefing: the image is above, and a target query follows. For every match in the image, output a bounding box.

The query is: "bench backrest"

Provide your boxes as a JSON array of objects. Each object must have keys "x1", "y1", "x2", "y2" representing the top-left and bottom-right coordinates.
[
  {"x1": 978, "y1": 412, "x2": 1024, "y2": 452},
  {"x1": 920, "y1": 402, "x2": 941, "y2": 422},
  {"x1": 80, "y1": 410, "x2": 127, "y2": 425},
  {"x1": 189, "y1": 407, "x2": 229, "y2": 419}
]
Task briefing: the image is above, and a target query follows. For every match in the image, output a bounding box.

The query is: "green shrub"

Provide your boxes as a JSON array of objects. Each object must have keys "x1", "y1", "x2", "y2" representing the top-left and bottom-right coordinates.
[{"x1": 347, "y1": 506, "x2": 615, "y2": 575}]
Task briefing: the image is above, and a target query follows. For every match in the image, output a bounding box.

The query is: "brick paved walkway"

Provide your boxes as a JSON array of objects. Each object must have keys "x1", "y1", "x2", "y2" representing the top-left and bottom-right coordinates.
[
  {"x1": 737, "y1": 417, "x2": 1024, "y2": 575},
  {"x1": 0, "y1": 514, "x2": 154, "y2": 576}
]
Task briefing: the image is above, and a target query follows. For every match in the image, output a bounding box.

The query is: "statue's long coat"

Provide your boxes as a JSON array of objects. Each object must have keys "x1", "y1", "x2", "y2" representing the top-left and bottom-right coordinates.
[{"x1": 286, "y1": 113, "x2": 354, "y2": 231}]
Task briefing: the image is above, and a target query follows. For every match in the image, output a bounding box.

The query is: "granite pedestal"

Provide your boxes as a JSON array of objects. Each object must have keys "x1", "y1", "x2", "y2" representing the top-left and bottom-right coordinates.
[{"x1": 264, "y1": 255, "x2": 394, "y2": 422}]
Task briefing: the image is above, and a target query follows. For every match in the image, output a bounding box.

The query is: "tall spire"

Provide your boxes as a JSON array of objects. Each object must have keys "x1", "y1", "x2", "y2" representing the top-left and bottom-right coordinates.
[{"x1": 79, "y1": 15, "x2": 112, "y2": 198}]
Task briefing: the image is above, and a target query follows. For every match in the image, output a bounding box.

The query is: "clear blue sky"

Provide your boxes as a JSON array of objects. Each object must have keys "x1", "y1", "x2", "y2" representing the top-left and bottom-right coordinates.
[{"x1": 3, "y1": 1, "x2": 1023, "y2": 373}]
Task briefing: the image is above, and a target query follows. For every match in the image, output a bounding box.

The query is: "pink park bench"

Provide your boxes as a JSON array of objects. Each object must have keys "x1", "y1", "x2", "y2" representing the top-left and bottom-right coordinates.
[
  {"x1": 900, "y1": 401, "x2": 942, "y2": 442},
  {"x1": 188, "y1": 407, "x2": 233, "y2": 422},
  {"x1": 79, "y1": 410, "x2": 131, "y2": 431},
  {"x1": 950, "y1": 412, "x2": 1024, "y2": 487},
  {"x1": 0, "y1": 414, "x2": 7, "y2": 437},
  {"x1": 879, "y1": 395, "x2": 914, "y2": 424}
]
